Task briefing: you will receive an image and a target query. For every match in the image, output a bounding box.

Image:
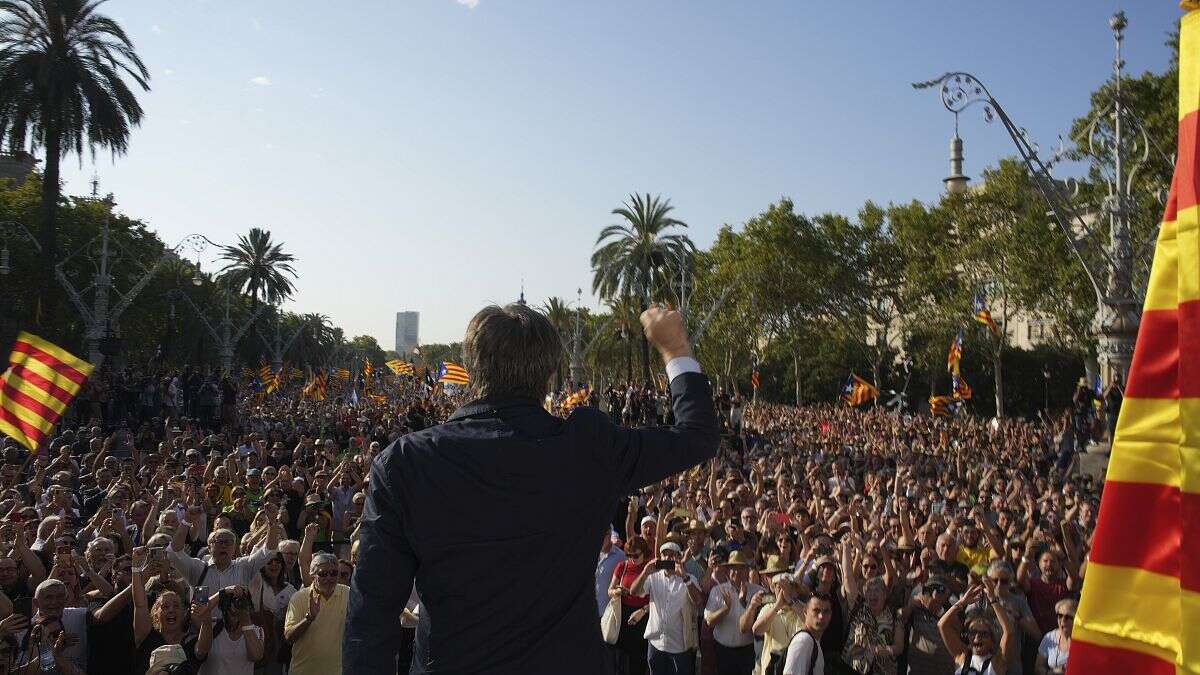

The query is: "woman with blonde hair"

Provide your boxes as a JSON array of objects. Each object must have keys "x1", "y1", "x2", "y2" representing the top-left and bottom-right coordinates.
[
  {"x1": 132, "y1": 549, "x2": 212, "y2": 675},
  {"x1": 1035, "y1": 598, "x2": 1077, "y2": 675}
]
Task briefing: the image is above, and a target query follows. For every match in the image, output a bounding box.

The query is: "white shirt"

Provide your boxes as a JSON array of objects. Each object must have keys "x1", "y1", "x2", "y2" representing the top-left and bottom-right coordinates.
[
  {"x1": 704, "y1": 581, "x2": 763, "y2": 647},
  {"x1": 169, "y1": 546, "x2": 275, "y2": 616},
  {"x1": 199, "y1": 624, "x2": 263, "y2": 675},
  {"x1": 784, "y1": 631, "x2": 824, "y2": 675},
  {"x1": 644, "y1": 570, "x2": 698, "y2": 654}
]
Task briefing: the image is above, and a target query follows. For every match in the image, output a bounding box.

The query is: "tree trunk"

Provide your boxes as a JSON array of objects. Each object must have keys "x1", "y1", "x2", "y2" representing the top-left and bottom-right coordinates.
[
  {"x1": 640, "y1": 333, "x2": 651, "y2": 385},
  {"x1": 994, "y1": 345, "x2": 1005, "y2": 419},
  {"x1": 39, "y1": 119, "x2": 61, "y2": 331},
  {"x1": 624, "y1": 336, "x2": 632, "y2": 384},
  {"x1": 793, "y1": 348, "x2": 801, "y2": 406}
]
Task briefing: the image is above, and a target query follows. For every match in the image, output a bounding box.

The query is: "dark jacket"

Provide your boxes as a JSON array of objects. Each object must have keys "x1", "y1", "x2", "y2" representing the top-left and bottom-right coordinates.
[{"x1": 344, "y1": 371, "x2": 719, "y2": 674}]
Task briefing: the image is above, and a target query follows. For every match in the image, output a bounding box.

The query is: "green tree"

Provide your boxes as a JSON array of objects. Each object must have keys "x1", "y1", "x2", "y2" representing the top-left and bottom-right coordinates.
[
  {"x1": 591, "y1": 193, "x2": 694, "y2": 383},
  {"x1": 0, "y1": 0, "x2": 150, "y2": 330},
  {"x1": 540, "y1": 296, "x2": 572, "y2": 391},
  {"x1": 217, "y1": 227, "x2": 298, "y2": 305}
]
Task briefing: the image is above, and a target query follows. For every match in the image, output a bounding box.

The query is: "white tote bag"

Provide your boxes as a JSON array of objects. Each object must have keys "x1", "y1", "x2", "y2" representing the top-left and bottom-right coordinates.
[{"x1": 600, "y1": 597, "x2": 622, "y2": 645}]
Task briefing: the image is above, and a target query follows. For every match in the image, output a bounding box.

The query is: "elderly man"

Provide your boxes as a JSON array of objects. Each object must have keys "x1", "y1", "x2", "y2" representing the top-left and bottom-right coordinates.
[
  {"x1": 703, "y1": 550, "x2": 761, "y2": 675},
  {"x1": 346, "y1": 304, "x2": 719, "y2": 674},
  {"x1": 167, "y1": 516, "x2": 281, "y2": 617},
  {"x1": 284, "y1": 552, "x2": 349, "y2": 675}
]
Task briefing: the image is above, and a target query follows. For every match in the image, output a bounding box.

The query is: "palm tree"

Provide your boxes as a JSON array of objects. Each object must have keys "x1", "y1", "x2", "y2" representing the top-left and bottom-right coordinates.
[
  {"x1": 217, "y1": 227, "x2": 298, "y2": 305},
  {"x1": 591, "y1": 193, "x2": 694, "y2": 383},
  {"x1": 0, "y1": 0, "x2": 150, "y2": 320},
  {"x1": 540, "y1": 297, "x2": 572, "y2": 391}
]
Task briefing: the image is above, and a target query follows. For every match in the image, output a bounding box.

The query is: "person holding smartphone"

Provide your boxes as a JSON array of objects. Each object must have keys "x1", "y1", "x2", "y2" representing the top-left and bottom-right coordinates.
[{"x1": 630, "y1": 541, "x2": 704, "y2": 675}]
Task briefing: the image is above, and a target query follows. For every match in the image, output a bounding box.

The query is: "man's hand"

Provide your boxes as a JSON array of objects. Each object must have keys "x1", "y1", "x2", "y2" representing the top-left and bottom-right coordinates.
[
  {"x1": 306, "y1": 591, "x2": 322, "y2": 621},
  {"x1": 640, "y1": 305, "x2": 691, "y2": 363}
]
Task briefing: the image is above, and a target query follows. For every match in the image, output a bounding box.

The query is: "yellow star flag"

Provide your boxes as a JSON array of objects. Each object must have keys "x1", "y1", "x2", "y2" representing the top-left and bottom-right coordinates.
[{"x1": 1069, "y1": 5, "x2": 1200, "y2": 673}]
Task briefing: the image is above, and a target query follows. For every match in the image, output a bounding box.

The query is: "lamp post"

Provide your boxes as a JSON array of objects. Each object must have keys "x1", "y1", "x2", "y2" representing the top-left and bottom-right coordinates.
[
  {"x1": 254, "y1": 309, "x2": 306, "y2": 372},
  {"x1": 165, "y1": 235, "x2": 269, "y2": 373},
  {"x1": 913, "y1": 11, "x2": 1164, "y2": 386},
  {"x1": 0, "y1": 222, "x2": 41, "y2": 334}
]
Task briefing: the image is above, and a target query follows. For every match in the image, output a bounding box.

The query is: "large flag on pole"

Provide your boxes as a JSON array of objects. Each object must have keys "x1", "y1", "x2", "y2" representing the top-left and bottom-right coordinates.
[
  {"x1": 0, "y1": 333, "x2": 94, "y2": 450},
  {"x1": 946, "y1": 330, "x2": 963, "y2": 375},
  {"x1": 437, "y1": 361, "x2": 469, "y2": 385},
  {"x1": 1069, "y1": 5, "x2": 1200, "y2": 672}
]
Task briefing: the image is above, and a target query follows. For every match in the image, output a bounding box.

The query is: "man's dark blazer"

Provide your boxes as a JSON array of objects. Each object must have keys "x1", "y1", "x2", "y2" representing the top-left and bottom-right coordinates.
[{"x1": 343, "y1": 371, "x2": 719, "y2": 674}]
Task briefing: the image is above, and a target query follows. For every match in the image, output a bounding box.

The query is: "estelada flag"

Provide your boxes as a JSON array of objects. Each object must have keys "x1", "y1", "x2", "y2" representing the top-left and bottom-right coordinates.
[
  {"x1": 0, "y1": 333, "x2": 94, "y2": 450},
  {"x1": 946, "y1": 330, "x2": 963, "y2": 375},
  {"x1": 438, "y1": 361, "x2": 469, "y2": 385},
  {"x1": 1069, "y1": 5, "x2": 1200, "y2": 673}
]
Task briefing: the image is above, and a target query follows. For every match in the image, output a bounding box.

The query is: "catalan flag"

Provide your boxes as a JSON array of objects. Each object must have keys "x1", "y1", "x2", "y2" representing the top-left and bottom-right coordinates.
[
  {"x1": 334, "y1": 368, "x2": 350, "y2": 382},
  {"x1": 952, "y1": 373, "x2": 972, "y2": 401},
  {"x1": 1068, "y1": 7, "x2": 1200, "y2": 673},
  {"x1": 0, "y1": 333, "x2": 94, "y2": 450},
  {"x1": 438, "y1": 361, "x2": 469, "y2": 385},
  {"x1": 972, "y1": 293, "x2": 1001, "y2": 336},
  {"x1": 839, "y1": 374, "x2": 878, "y2": 407},
  {"x1": 750, "y1": 353, "x2": 760, "y2": 390},
  {"x1": 386, "y1": 359, "x2": 414, "y2": 376},
  {"x1": 258, "y1": 363, "x2": 273, "y2": 386},
  {"x1": 947, "y1": 329, "x2": 963, "y2": 375}
]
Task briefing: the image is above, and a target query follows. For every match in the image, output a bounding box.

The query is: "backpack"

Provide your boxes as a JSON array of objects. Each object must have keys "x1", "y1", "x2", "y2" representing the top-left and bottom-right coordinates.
[{"x1": 766, "y1": 628, "x2": 821, "y2": 675}]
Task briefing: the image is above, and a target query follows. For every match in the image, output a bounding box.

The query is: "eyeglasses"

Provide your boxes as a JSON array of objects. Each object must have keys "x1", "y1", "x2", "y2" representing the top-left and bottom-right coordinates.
[
  {"x1": 316, "y1": 570, "x2": 338, "y2": 578},
  {"x1": 967, "y1": 629, "x2": 993, "y2": 638},
  {"x1": 1056, "y1": 613, "x2": 1075, "y2": 620},
  {"x1": 987, "y1": 576, "x2": 1011, "y2": 584}
]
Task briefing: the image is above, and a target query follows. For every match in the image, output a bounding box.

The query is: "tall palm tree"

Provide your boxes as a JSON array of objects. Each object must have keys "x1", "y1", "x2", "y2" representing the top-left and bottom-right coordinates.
[
  {"x1": 540, "y1": 297, "x2": 572, "y2": 391},
  {"x1": 217, "y1": 227, "x2": 298, "y2": 305},
  {"x1": 0, "y1": 0, "x2": 150, "y2": 321},
  {"x1": 591, "y1": 193, "x2": 694, "y2": 383}
]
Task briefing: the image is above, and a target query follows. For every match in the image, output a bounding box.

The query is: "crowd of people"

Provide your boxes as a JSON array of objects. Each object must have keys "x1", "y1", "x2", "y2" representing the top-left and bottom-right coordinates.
[
  {"x1": 599, "y1": 400, "x2": 1099, "y2": 675},
  {"x1": 0, "y1": 359, "x2": 1102, "y2": 675}
]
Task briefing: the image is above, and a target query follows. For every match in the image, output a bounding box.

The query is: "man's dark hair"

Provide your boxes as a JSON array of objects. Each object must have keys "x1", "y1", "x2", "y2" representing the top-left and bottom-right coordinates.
[
  {"x1": 808, "y1": 591, "x2": 833, "y2": 608},
  {"x1": 462, "y1": 303, "x2": 562, "y2": 401}
]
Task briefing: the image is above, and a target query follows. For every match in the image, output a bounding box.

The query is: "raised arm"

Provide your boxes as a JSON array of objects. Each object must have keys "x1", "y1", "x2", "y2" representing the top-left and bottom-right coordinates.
[{"x1": 609, "y1": 308, "x2": 721, "y2": 492}]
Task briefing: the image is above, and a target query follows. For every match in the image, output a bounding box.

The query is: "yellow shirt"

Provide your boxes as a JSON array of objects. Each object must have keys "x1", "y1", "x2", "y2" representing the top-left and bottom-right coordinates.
[
  {"x1": 956, "y1": 544, "x2": 996, "y2": 570},
  {"x1": 758, "y1": 604, "x2": 805, "y2": 674},
  {"x1": 284, "y1": 584, "x2": 349, "y2": 675}
]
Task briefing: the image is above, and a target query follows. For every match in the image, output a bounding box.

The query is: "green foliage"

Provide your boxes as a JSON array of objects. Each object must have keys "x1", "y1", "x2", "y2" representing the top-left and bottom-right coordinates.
[{"x1": 217, "y1": 227, "x2": 298, "y2": 305}]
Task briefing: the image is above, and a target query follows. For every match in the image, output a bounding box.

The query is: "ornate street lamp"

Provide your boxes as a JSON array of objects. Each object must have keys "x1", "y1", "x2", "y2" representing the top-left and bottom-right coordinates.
[{"x1": 913, "y1": 11, "x2": 1168, "y2": 385}]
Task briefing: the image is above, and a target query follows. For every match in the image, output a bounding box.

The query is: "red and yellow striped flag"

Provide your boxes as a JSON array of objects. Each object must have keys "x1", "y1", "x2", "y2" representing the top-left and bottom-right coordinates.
[
  {"x1": 1069, "y1": 6, "x2": 1200, "y2": 672},
  {"x1": 0, "y1": 333, "x2": 94, "y2": 450}
]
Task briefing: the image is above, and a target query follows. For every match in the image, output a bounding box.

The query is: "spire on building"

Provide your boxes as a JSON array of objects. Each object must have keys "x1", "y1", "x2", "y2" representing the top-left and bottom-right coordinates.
[{"x1": 517, "y1": 278, "x2": 526, "y2": 306}]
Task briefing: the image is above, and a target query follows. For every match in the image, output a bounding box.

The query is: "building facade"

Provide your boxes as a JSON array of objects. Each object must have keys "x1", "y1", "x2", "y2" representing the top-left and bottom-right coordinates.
[{"x1": 395, "y1": 311, "x2": 419, "y2": 355}]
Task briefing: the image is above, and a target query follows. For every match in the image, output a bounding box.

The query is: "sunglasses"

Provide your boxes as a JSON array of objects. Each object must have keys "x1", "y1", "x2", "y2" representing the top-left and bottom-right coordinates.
[
  {"x1": 316, "y1": 570, "x2": 338, "y2": 578},
  {"x1": 1057, "y1": 613, "x2": 1075, "y2": 620},
  {"x1": 967, "y1": 629, "x2": 993, "y2": 638}
]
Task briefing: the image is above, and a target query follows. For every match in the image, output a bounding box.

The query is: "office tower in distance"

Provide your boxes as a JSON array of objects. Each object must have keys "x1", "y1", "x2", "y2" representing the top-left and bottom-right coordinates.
[{"x1": 395, "y1": 311, "x2": 419, "y2": 355}]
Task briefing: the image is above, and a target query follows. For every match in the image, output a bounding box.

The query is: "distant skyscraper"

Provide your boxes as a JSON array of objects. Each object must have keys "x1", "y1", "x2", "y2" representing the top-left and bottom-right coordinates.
[{"x1": 395, "y1": 311, "x2": 419, "y2": 355}]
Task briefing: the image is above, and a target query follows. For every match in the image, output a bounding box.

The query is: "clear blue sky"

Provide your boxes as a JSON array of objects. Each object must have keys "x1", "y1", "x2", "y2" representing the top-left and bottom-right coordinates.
[{"x1": 60, "y1": 1, "x2": 1182, "y2": 346}]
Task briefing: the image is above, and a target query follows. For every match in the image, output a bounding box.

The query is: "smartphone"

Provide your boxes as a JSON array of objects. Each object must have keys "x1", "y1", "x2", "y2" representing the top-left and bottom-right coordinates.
[
  {"x1": 194, "y1": 586, "x2": 210, "y2": 604},
  {"x1": 760, "y1": 593, "x2": 777, "y2": 605},
  {"x1": 149, "y1": 546, "x2": 166, "y2": 565},
  {"x1": 654, "y1": 560, "x2": 676, "y2": 572}
]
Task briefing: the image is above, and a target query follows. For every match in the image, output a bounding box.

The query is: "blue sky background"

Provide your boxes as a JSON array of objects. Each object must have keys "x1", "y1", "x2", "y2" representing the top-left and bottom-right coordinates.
[{"x1": 60, "y1": 1, "x2": 1182, "y2": 346}]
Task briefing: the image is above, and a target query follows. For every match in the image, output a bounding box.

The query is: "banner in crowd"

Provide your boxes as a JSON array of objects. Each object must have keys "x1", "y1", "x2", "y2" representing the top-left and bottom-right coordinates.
[
  {"x1": 946, "y1": 329, "x2": 963, "y2": 375},
  {"x1": 0, "y1": 332, "x2": 94, "y2": 450},
  {"x1": 840, "y1": 374, "x2": 878, "y2": 407},
  {"x1": 973, "y1": 293, "x2": 1000, "y2": 335},
  {"x1": 386, "y1": 359, "x2": 414, "y2": 376},
  {"x1": 1069, "y1": 5, "x2": 1200, "y2": 672},
  {"x1": 438, "y1": 361, "x2": 469, "y2": 385}
]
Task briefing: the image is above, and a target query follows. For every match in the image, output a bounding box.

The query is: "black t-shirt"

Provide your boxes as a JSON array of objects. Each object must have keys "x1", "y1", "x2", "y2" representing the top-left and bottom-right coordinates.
[
  {"x1": 136, "y1": 627, "x2": 202, "y2": 675},
  {"x1": 88, "y1": 600, "x2": 134, "y2": 675}
]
